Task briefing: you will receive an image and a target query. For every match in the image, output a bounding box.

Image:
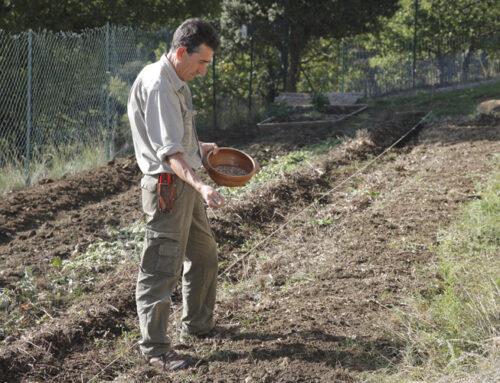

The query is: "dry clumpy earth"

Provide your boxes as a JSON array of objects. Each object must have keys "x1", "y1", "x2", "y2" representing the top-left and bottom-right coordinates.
[{"x1": 0, "y1": 108, "x2": 498, "y2": 382}]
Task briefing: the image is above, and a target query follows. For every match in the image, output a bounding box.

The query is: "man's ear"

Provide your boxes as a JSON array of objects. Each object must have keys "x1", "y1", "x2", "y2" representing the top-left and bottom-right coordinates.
[{"x1": 176, "y1": 46, "x2": 186, "y2": 61}]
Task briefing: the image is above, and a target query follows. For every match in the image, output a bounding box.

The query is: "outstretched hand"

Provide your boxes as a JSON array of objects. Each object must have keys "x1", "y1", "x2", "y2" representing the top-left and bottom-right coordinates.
[{"x1": 200, "y1": 184, "x2": 224, "y2": 208}]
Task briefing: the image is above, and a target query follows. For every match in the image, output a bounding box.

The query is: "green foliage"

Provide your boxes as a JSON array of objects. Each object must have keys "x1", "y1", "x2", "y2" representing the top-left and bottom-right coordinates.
[
  {"x1": 0, "y1": 26, "x2": 167, "y2": 189},
  {"x1": 362, "y1": 0, "x2": 500, "y2": 68},
  {"x1": 0, "y1": 157, "x2": 25, "y2": 194},
  {"x1": 297, "y1": 38, "x2": 342, "y2": 93},
  {"x1": 298, "y1": 0, "x2": 500, "y2": 94},
  {"x1": 311, "y1": 91, "x2": 329, "y2": 110},
  {"x1": 109, "y1": 75, "x2": 128, "y2": 109},
  {"x1": 51, "y1": 257, "x2": 63, "y2": 268},
  {"x1": 311, "y1": 217, "x2": 335, "y2": 226},
  {"x1": 268, "y1": 100, "x2": 294, "y2": 118},
  {"x1": 0, "y1": 0, "x2": 222, "y2": 33},
  {"x1": 220, "y1": 0, "x2": 400, "y2": 92}
]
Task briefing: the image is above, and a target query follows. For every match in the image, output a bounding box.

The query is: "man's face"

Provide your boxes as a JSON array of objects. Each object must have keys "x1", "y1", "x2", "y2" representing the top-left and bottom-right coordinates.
[{"x1": 177, "y1": 43, "x2": 214, "y2": 82}]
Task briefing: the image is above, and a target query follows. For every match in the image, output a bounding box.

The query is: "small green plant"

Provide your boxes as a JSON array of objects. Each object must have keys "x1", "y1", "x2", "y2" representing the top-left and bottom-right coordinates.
[
  {"x1": 311, "y1": 91, "x2": 329, "y2": 110},
  {"x1": 267, "y1": 99, "x2": 294, "y2": 121},
  {"x1": 51, "y1": 257, "x2": 63, "y2": 268},
  {"x1": 311, "y1": 217, "x2": 335, "y2": 226}
]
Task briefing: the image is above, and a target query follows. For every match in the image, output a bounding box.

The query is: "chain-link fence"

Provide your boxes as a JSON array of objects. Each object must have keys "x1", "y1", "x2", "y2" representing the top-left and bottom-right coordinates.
[
  {"x1": 339, "y1": 35, "x2": 500, "y2": 96},
  {"x1": 0, "y1": 25, "x2": 166, "y2": 188},
  {"x1": 1, "y1": 24, "x2": 499, "y2": 190},
  {"x1": 295, "y1": 34, "x2": 500, "y2": 97}
]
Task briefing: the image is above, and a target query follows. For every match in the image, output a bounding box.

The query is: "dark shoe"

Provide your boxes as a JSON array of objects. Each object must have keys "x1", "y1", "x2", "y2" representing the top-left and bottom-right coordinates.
[
  {"x1": 181, "y1": 324, "x2": 239, "y2": 341},
  {"x1": 147, "y1": 350, "x2": 192, "y2": 371}
]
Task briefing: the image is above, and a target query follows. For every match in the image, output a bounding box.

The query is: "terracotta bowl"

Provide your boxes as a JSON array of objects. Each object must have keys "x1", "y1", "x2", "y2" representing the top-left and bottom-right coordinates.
[{"x1": 203, "y1": 147, "x2": 260, "y2": 187}]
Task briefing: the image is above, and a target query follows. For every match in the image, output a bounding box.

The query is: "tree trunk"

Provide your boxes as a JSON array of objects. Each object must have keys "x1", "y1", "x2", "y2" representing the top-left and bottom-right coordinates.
[
  {"x1": 286, "y1": 27, "x2": 306, "y2": 92},
  {"x1": 286, "y1": 49, "x2": 300, "y2": 92}
]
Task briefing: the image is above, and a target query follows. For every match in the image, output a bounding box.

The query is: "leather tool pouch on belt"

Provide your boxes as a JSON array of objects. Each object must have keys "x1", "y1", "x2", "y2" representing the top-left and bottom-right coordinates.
[{"x1": 158, "y1": 173, "x2": 177, "y2": 213}]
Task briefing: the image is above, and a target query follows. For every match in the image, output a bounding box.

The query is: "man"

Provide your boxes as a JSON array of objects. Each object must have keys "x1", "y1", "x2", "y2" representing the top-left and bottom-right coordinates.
[{"x1": 127, "y1": 18, "x2": 225, "y2": 371}]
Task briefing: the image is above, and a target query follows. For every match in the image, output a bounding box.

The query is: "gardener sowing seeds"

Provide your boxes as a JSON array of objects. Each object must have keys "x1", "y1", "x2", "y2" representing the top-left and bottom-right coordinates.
[{"x1": 127, "y1": 18, "x2": 236, "y2": 372}]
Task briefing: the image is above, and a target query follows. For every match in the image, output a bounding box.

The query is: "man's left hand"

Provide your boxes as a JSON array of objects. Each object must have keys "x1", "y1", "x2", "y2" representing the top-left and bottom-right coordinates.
[{"x1": 200, "y1": 142, "x2": 219, "y2": 158}]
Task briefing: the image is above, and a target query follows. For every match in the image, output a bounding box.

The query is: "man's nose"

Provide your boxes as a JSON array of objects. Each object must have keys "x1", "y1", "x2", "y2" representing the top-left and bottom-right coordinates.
[{"x1": 198, "y1": 63, "x2": 207, "y2": 76}]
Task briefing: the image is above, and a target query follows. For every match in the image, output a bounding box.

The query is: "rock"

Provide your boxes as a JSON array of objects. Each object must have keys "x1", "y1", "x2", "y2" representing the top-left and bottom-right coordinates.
[
  {"x1": 4, "y1": 335, "x2": 17, "y2": 343},
  {"x1": 0, "y1": 297, "x2": 10, "y2": 310},
  {"x1": 478, "y1": 99, "x2": 500, "y2": 115}
]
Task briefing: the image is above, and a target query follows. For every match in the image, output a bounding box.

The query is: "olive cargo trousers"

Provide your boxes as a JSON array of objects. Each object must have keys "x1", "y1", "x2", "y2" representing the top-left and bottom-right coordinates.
[{"x1": 136, "y1": 174, "x2": 218, "y2": 357}]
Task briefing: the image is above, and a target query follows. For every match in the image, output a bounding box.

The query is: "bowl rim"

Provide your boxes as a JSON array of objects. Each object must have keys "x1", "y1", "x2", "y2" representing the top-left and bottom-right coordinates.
[{"x1": 203, "y1": 147, "x2": 259, "y2": 180}]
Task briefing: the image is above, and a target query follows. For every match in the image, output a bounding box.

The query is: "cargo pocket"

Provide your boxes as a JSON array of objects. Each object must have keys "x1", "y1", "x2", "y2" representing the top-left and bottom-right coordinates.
[
  {"x1": 140, "y1": 229, "x2": 182, "y2": 276},
  {"x1": 141, "y1": 175, "x2": 160, "y2": 220}
]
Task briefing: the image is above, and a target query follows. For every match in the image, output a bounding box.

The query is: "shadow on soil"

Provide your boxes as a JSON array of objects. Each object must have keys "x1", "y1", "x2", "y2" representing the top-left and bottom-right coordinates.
[
  {"x1": 203, "y1": 329, "x2": 399, "y2": 372},
  {"x1": 437, "y1": 114, "x2": 500, "y2": 145}
]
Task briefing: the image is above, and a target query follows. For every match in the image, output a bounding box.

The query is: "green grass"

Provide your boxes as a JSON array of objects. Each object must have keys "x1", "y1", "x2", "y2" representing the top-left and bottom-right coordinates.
[
  {"x1": 363, "y1": 166, "x2": 500, "y2": 382},
  {"x1": 369, "y1": 80, "x2": 500, "y2": 119},
  {"x1": 0, "y1": 143, "x2": 108, "y2": 195},
  {"x1": 217, "y1": 136, "x2": 342, "y2": 200},
  {"x1": 0, "y1": 159, "x2": 26, "y2": 195}
]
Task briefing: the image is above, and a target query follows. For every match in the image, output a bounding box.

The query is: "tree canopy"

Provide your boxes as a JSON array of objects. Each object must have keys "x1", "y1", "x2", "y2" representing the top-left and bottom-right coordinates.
[
  {"x1": 0, "y1": 0, "x2": 221, "y2": 33},
  {"x1": 220, "y1": 0, "x2": 400, "y2": 92}
]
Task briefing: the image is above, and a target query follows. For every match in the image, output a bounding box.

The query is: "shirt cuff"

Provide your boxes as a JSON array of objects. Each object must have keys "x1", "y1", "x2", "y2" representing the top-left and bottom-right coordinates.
[{"x1": 157, "y1": 143, "x2": 184, "y2": 162}]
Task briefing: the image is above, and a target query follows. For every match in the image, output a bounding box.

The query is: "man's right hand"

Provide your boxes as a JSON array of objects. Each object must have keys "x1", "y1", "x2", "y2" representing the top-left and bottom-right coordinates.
[
  {"x1": 167, "y1": 152, "x2": 225, "y2": 208},
  {"x1": 200, "y1": 185, "x2": 224, "y2": 208}
]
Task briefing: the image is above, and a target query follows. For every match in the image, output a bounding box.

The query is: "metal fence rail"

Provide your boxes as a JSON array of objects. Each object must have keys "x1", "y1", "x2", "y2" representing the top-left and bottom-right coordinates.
[{"x1": 0, "y1": 24, "x2": 498, "y2": 189}]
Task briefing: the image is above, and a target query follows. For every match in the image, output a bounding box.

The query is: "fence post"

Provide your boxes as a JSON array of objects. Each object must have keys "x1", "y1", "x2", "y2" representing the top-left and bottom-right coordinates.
[
  {"x1": 341, "y1": 39, "x2": 345, "y2": 94},
  {"x1": 212, "y1": 54, "x2": 217, "y2": 130},
  {"x1": 105, "y1": 22, "x2": 111, "y2": 160},
  {"x1": 412, "y1": 0, "x2": 419, "y2": 88},
  {"x1": 461, "y1": 35, "x2": 467, "y2": 83},
  {"x1": 248, "y1": 19, "x2": 254, "y2": 119},
  {"x1": 407, "y1": 37, "x2": 411, "y2": 87},
  {"x1": 25, "y1": 29, "x2": 33, "y2": 187},
  {"x1": 282, "y1": 8, "x2": 288, "y2": 92},
  {"x1": 166, "y1": 26, "x2": 170, "y2": 52}
]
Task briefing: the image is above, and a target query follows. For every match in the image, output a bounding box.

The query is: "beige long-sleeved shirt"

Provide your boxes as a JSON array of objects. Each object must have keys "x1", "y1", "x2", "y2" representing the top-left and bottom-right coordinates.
[{"x1": 127, "y1": 54, "x2": 202, "y2": 176}]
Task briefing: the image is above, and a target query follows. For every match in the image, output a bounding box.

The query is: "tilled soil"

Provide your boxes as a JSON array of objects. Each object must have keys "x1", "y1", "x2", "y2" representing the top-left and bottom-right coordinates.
[{"x1": 0, "y1": 111, "x2": 498, "y2": 382}]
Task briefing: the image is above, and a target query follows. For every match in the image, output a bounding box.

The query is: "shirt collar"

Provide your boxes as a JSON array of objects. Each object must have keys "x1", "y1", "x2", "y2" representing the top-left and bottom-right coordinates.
[{"x1": 161, "y1": 54, "x2": 186, "y2": 92}]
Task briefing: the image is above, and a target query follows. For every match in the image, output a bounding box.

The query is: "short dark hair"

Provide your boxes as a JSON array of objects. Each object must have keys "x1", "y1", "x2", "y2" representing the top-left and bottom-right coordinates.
[{"x1": 170, "y1": 18, "x2": 220, "y2": 54}]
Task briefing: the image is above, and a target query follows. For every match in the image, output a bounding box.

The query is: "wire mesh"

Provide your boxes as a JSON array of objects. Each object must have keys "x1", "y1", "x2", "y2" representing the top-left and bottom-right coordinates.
[
  {"x1": 0, "y1": 26, "x2": 165, "y2": 187},
  {"x1": 108, "y1": 26, "x2": 166, "y2": 157},
  {"x1": 341, "y1": 35, "x2": 500, "y2": 97},
  {"x1": 31, "y1": 28, "x2": 107, "y2": 156},
  {"x1": 0, "y1": 31, "x2": 29, "y2": 168}
]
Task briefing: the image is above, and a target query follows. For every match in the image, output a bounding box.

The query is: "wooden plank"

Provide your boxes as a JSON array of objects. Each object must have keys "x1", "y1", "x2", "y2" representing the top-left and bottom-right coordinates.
[{"x1": 257, "y1": 104, "x2": 368, "y2": 131}]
